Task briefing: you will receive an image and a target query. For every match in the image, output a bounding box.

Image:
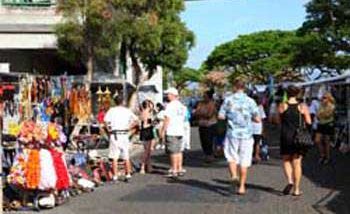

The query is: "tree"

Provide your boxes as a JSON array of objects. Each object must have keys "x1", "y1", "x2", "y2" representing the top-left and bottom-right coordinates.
[
  {"x1": 298, "y1": 0, "x2": 350, "y2": 76},
  {"x1": 204, "y1": 30, "x2": 299, "y2": 83},
  {"x1": 110, "y1": 0, "x2": 195, "y2": 84},
  {"x1": 55, "y1": 0, "x2": 121, "y2": 88},
  {"x1": 172, "y1": 67, "x2": 203, "y2": 92},
  {"x1": 56, "y1": 0, "x2": 195, "y2": 106}
]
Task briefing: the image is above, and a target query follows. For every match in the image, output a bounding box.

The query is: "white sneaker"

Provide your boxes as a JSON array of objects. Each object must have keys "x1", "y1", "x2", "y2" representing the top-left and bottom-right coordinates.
[
  {"x1": 112, "y1": 176, "x2": 118, "y2": 181},
  {"x1": 155, "y1": 144, "x2": 161, "y2": 150},
  {"x1": 124, "y1": 174, "x2": 132, "y2": 182},
  {"x1": 161, "y1": 145, "x2": 166, "y2": 150}
]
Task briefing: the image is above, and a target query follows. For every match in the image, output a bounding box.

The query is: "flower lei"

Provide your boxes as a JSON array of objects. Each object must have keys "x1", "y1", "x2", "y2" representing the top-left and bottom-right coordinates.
[
  {"x1": 25, "y1": 149, "x2": 41, "y2": 189},
  {"x1": 7, "y1": 152, "x2": 27, "y2": 187},
  {"x1": 50, "y1": 149, "x2": 70, "y2": 190}
]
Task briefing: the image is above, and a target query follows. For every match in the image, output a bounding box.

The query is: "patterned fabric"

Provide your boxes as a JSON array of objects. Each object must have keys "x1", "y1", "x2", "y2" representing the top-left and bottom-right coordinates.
[{"x1": 219, "y1": 92, "x2": 259, "y2": 139}]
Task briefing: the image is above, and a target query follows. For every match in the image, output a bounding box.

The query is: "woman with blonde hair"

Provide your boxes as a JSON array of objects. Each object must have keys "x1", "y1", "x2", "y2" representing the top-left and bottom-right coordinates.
[{"x1": 315, "y1": 92, "x2": 335, "y2": 165}]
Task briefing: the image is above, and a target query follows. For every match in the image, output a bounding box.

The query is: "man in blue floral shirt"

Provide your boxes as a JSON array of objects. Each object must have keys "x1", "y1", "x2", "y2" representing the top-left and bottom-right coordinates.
[{"x1": 219, "y1": 80, "x2": 261, "y2": 195}]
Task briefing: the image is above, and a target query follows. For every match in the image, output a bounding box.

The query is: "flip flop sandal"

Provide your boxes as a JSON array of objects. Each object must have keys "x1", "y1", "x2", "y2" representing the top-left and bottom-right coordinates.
[
  {"x1": 282, "y1": 184, "x2": 293, "y2": 195},
  {"x1": 292, "y1": 192, "x2": 303, "y2": 197}
]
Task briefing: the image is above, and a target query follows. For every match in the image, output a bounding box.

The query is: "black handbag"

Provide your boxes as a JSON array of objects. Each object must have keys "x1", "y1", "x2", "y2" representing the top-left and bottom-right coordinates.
[{"x1": 294, "y1": 111, "x2": 313, "y2": 147}]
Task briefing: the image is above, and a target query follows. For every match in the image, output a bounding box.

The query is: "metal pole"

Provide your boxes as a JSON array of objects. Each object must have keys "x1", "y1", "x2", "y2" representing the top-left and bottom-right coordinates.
[{"x1": 0, "y1": 105, "x2": 3, "y2": 214}]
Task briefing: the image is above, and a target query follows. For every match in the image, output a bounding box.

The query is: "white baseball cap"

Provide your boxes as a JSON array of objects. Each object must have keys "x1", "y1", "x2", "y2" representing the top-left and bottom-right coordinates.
[{"x1": 165, "y1": 87, "x2": 179, "y2": 96}]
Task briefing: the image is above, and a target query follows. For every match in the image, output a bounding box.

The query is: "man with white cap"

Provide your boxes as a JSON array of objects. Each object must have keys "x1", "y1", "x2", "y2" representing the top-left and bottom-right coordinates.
[{"x1": 161, "y1": 87, "x2": 186, "y2": 177}]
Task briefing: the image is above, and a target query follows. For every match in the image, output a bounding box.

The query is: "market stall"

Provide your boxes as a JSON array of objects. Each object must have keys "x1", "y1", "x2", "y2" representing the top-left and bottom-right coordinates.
[{"x1": 0, "y1": 72, "x2": 122, "y2": 211}]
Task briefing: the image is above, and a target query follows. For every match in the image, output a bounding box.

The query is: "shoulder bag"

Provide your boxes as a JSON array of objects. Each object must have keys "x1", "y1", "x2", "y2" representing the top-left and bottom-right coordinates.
[{"x1": 294, "y1": 108, "x2": 313, "y2": 147}]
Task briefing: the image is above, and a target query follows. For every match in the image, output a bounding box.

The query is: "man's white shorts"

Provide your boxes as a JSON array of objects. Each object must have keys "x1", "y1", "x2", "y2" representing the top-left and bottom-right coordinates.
[
  {"x1": 224, "y1": 137, "x2": 254, "y2": 167},
  {"x1": 109, "y1": 133, "x2": 130, "y2": 160}
]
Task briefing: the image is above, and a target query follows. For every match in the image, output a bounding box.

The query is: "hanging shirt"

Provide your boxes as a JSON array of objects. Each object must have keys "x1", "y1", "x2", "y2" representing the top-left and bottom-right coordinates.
[{"x1": 219, "y1": 91, "x2": 259, "y2": 139}]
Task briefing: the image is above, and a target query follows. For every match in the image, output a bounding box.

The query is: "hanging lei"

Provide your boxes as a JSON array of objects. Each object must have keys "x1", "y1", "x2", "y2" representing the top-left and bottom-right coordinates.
[
  {"x1": 50, "y1": 149, "x2": 70, "y2": 190},
  {"x1": 25, "y1": 149, "x2": 41, "y2": 189}
]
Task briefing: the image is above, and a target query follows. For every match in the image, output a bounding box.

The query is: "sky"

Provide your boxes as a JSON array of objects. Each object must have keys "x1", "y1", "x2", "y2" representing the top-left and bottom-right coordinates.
[{"x1": 181, "y1": 0, "x2": 309, "y2": 69}]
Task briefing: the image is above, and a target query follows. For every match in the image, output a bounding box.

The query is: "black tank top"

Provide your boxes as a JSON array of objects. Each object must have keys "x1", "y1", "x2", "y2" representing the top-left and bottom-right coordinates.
[{"x1": 281, "y1": 103, "x2": 300, "y2": 133}]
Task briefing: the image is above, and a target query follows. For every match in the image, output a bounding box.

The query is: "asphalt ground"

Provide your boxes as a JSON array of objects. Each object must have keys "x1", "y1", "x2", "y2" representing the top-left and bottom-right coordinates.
[{"x1": 12, "y1": 125, "x2": 350, "y2": 214}]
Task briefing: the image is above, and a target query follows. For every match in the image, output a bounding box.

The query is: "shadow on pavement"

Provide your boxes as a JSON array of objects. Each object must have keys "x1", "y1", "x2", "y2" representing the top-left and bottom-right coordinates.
[
  {"x1": 168, "y1": 178, "x2": 232, "y2": 197},
  {"x1": 302, "y1": 148, "x2": 350, "y2": 214},
  {"x1": 212, "y1": 179, "x2": 282, "y2": 196},
  {"x1": 152, "y1": 150, "x2": 227, "y2": 169}
]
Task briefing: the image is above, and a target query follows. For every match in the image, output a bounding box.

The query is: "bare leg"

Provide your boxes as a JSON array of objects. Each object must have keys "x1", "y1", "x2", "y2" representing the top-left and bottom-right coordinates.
[
  {"x1": 179, "y1": 152, "x2": 183, "y2": 172},
  {"x1": 170, "y1": 154, "x2": 176, "y2": 173},
  {"x1": 174, "y1": 153, "x2": 182, "y2": 173},
  {"x1": 228, "y1": 161, "x2": 238, "y2": 179},
  {"x1": 282, "y1": 155, "x2": 294, "y2": 184},
  {"x1": 315, "y1": 133, "x2": 325, "y2": 159},
  {"x1": 254, "y1": 143, "x2": 261, "y2": 161},
  {"x1": 324, "y1": 136, "x2": 331, "y2": 160},
  {"x1": 238, "y1": 166, "x2": 248, "y2": 194},
  {"x1": 112, "y1": 159, "x2": 118, "y2": 178},
  {"x1": 124, "y1": 159, "x2": 132, "y2": 175},
  {"x1": 292, "y1": 154, "x2": 303, "y2": 195}
]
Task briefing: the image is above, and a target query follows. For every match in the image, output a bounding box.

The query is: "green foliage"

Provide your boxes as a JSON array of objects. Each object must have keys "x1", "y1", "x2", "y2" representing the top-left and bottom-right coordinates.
[
  {"x1": 56, "y1": 0, "x2": 194, "y2": 83},
  {"x1": 55, "y1": 0, "x2": 121, "y2": 65},
  {"x1": 204, "y1": 30, "x2": 298, "y2": 82},
  {"x1": 298, "y1": 0, "x2": 350, "y2": 75},
  {"x1": 173, "y1": 67, "x2": 203, "y2": 90},
  {"x1": 111, "y1": 0, "x2": 195, "y2": 75}
]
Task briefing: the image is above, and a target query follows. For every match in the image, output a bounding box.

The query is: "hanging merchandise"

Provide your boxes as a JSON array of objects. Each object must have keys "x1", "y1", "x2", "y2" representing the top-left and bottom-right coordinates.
[
  {"x1": 7, "y1": 120, "x2": 70, "y2": 191},
  {"x1": 50, "y1": 149, "x2": 70, "y2": 190},
  {"x1": 69, "y1": 86, "x2": 79, "y2": 118},
  {"x1": 7, "y1": 151, "x2": 28, "y2": 187},
  {"x1": 25, "y1": 149, "x2": 41, "y2": 189},
  {"x1": 38, "y1": 149, "x2": 57, "y2": 190}
]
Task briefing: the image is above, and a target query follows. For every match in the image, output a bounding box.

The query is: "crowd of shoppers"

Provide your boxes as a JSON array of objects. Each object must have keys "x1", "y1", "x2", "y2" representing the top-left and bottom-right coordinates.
[{"x1": 102, "y1": 78, "x2": 338, "y2": 197}]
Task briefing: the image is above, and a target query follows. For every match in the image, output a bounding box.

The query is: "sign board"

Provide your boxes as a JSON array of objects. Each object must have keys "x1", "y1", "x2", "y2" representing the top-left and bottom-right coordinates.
[{"x1": 0, "y1": 63, "x2": 10, "y2": 73}]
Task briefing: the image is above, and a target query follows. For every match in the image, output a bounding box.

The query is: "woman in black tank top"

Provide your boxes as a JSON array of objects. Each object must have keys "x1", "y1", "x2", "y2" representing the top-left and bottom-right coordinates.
[{"x1": 278, "y1": 86, "x2": 311, "y2": 196}]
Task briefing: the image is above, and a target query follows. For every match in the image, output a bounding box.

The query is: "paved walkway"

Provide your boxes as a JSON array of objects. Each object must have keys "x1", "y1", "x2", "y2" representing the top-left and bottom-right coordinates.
[{"x1": 37, "y1": 126, "x2": 349, "y2": 214}]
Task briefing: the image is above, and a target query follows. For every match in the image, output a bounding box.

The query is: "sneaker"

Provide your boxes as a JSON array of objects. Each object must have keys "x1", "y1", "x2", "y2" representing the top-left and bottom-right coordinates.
[
  {"x1": 161, "y1": 145, "x2": 166, "y2": 150},
  {"x1": 124, "y1": 174, "x2": 132, "y2": 182},
  {"x1": 112, "y1": 176, "x2": 118, "y2": 181},
  {"x1": 178, "y1": 169, "x2": 186, "y2": 177},
  {"x1": 165, "y1": 172, "x2": 177, "y2": 178},
  {"x1": 155, "y1": 144, "x2": 161, "y2": 150}
]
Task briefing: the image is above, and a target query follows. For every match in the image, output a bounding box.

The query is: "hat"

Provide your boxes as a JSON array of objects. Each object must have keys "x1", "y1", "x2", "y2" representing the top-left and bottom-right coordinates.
[{"x1": 165, "y1": 87, "x2": 179, "y2": 96}]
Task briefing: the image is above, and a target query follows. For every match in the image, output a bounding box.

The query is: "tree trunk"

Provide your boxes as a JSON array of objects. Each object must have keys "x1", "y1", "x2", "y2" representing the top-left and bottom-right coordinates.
[
  {"x1": 86, "y1": 52, "x2": 94, "y2": 90},
  {"x1": 127, "y1": 49, "x2": 154, "y2": 110}
]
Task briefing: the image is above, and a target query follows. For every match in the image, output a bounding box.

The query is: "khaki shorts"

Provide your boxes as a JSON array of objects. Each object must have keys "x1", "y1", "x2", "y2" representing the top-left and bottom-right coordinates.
[
  {"x1": 224, "y1": 137, "x2": 254, "y2": 167},
  {"x1": 165, "y1": 136, "x2": 183, "y2": 154},
  {"x1": 109, "y1": 133, "x2": 130, "y2": 160}
]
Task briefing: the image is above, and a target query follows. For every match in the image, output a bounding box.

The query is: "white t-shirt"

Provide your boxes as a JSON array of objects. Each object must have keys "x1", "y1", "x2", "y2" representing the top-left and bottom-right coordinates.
[
  {"x1": 164, "y1": 100, "x2": 186, "y2": 136},
  {"x1": 252, "y1": 105, "x2": 266, "y2": 135},
  {"x1": 104, "y1": 106, "x2": 137, "y2": 130}
]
